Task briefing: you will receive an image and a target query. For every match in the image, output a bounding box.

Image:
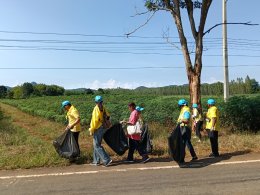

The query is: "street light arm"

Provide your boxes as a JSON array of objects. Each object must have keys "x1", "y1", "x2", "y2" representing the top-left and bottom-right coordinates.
[{"x1": 203, "y1": 21, "x2": 259, "y2": 37}]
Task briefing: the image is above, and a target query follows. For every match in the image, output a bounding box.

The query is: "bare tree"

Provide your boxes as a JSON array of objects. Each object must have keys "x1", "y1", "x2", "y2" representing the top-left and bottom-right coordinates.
[
  {"x1": 127, "y1": 0, "x2": 256, "y2": 106},
  {"x1": 127, "y1": 0, "x2": 211, "y2": 105}
]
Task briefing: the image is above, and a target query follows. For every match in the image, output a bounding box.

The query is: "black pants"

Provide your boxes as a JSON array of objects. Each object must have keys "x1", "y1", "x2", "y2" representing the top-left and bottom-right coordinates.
[
  {"x1": 207, "y1": 130, "x2": 219, "y2": 156},
  {"x1": 195, "y1": 121, "x2": 203, "y2": 139},
  {"x1": 71, "y1": 131, "x2": 80, "y2": 155},
  {"x1": 127, "y1": 138, "x2": 147, "y2": 160},
  {"x1": 182, "y1": 131, "x2": 197, "y2": 160}
]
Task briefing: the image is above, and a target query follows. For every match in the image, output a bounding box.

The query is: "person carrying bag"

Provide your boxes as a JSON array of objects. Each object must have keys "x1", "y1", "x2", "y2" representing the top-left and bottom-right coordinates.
[{"x1": 121, "y1": 103, "x2": 150, "y2": 163}]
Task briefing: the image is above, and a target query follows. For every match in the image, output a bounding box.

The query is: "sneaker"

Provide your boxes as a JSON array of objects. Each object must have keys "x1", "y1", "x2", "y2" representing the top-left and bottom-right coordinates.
[
  {"x1": 141, "y1": 156, "x2": 150, "y2": 163},
  {"x1": 104, "y1": 159, "x2": 112, "y2": 167},
  {"x1": 124, "y1": 159, "x2": 134, "y2": 163},
  {"x1": 209, "y1": 153, "x2": 214, "y2": 157},
  {"x1": 89, "y1": 162, "x2": 100, "y2": 166},
  {"x1": 209, "y1": 153, "x2": 219, "y2": 158},
  {"x1": 191, "y1": 156, "x2": 198, "y2": 161}
]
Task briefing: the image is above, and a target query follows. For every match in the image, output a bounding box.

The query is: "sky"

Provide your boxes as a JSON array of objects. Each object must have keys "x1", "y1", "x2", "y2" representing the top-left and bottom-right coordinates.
[{"x1": 0, "y1": 0, "x2": 259, "y2": 89}]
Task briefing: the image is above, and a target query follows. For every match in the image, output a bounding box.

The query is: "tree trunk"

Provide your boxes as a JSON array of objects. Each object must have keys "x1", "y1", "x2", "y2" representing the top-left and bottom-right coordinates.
[{"x1": 188, "y1": 71, "x2": 201, "y2": 106}]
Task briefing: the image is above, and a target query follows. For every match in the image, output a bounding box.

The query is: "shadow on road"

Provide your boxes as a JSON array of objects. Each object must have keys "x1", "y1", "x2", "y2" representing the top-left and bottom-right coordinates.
[
  {"x1": 71, "y1": 150, "x2": 252, "y2": 168},
  {"x1": 179, "y1": 149, "x2": 251, "y2": 168}
]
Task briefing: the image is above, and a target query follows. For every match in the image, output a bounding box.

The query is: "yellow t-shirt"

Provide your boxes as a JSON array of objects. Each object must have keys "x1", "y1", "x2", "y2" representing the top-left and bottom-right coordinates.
[
  {"x1": 89, "y1": 105, "x2": 110, "y2": 134},
  {"x1": 177, "y1": 106, "x2": 191, "y2": 126},
  {"x1": 66, "y1": 105, "x2": 81, "y2": 132},
  {"x1": 206, "y1": 106, "x2": 220, "y2": 131}
]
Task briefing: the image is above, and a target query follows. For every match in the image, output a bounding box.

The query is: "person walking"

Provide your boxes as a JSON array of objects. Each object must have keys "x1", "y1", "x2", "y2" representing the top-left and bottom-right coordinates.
[
  {"x1": 61, "y1": 100, "x2": 81, "y2": 160},
  {"x1": 177, "y1": 99, "x2": 198, "y2": 163},
  {"x1": 89, "y1": 95, "x2": 112, "y2": 167},
  {"x1": 192, "y1": 103, "x2": 203, "y2": 142},
  {"x1": 205, "y1": 99, "x2": 220, "y2": 157},
  {"x1": 122, "y1": 103, "x2": 150, "y2": 163}
]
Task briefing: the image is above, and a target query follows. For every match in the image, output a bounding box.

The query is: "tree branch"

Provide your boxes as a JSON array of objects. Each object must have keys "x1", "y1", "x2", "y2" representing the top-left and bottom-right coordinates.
[
  {"x1": 162, "y1": 29, "x2": 181, "y2": 50},
  {"x1": 198, "y1": 0, "x2": 212, "y2": 35},
  {"x1": 131, "y1": 9, "x2": 150, "y2": 17},
  {"x1": 184, "y1": 0, "x2": 198, "y2": 39},
  {"x1": 203, "y1": 21, "x2": 259, "y2": 36},
  {"x1": 126, "y1": 11, "x2": 157, "y2": 38}
]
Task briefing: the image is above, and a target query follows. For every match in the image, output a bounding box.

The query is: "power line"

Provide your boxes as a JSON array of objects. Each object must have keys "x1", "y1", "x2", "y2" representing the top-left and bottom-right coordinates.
[
  {"x1": 1, "y1": 45, "x2": 260, "y2": 57},
  {"x1": 0, "y1": 38, "x2": 260, "y2": 47},
  {"x1": 0, "y1": 65, "x2": 259, "y2": 70},
  {"x1": 1, "y1": 30, "x2": 260, "y2": 42}
]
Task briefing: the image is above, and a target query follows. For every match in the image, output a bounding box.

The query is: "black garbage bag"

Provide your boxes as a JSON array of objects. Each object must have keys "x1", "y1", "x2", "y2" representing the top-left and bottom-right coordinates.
[
  {"x1": 140, "y1": 124, "x2": 153, "y2": 154},
  {"x1": 103, "y1": 123, "x2": 129, "y2": 156},
  {"x1": 168, "y1": 124, "x2": 185, "y2": 163},
  {"x1": 53, "y1": 130, "x2": 80, "y2": 159}
]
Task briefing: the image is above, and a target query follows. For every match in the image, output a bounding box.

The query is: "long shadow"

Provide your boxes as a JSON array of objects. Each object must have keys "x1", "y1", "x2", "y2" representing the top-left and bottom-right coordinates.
[
  {"x1": 73, "y1": 150, "x2": 251, "y2": 167},
  {"x1": 179, "y1": 149, "x2": 251, "y2": 168}
]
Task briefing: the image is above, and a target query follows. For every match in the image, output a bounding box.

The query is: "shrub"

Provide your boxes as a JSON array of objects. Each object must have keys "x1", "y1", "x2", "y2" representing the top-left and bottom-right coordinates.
[{"x1": 221, "y1": 95, "x2": 260, "y2": 132}]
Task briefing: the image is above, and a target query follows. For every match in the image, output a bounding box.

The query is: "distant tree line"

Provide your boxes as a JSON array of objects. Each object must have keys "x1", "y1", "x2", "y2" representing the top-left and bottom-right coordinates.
[
  {"x1": 64, "y1": 88, "x2": 105, "y2": 96},
  {"x1": 0, "y1": 83, "x2": 65, "y2": 99},
  {"x1": 132, "y1": 76, "x2": 259, "y2": 96},
  {"x1": 0, "y1": 76, "x2": 258, "y2": 99}
]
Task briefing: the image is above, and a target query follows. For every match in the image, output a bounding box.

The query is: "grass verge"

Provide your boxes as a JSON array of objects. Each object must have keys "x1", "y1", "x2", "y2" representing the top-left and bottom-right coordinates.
[{"x1": 0, "y1": 103, "x2": 260, "y2": 170}]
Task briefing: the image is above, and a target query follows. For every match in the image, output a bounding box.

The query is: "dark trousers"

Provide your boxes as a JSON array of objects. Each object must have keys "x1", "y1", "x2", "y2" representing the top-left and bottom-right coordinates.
[
  {"x1": 71, "y1": 131, "x2": 80, "y2": 155},
  {"x1": 182, "y1": 132, "x2": 197, "y2": 159},
  {"x1": 195, "y1": 121, "x2": 203, "y2": 139},
  {"x1": 127, "y1": 138, "x2": 147, "y2": 160},
  {"x1": 180, "y1": 126, "x2": 197, "y2": 162},
  {"x1": 207, "y1": 130, "x2": 219, "y2": 156}
]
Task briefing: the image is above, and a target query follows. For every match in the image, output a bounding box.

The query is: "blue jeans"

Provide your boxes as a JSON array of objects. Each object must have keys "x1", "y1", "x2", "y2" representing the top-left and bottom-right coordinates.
[
  {"x1": 181, "y1": 127, "x2": 197, "y2": 160},
  {"x1": 93, "y1": 126, "x2": 111, "y2": 164}
]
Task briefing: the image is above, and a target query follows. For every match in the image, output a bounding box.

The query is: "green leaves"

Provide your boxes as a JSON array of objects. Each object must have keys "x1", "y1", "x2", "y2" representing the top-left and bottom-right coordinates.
[
  {"x1": 221, "y1": 95, "x2": 260, "y2": 132},
  {"x1": 145, "y1": 0, "x2": 202, "y2": 11}
]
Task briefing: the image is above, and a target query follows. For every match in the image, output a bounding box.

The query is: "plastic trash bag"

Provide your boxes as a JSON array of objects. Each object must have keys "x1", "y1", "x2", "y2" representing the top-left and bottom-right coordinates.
[
  {"x1": 53, "y1": 129, "x2": 80, "y2": 159},
  {"x1": 140, "y1": 124, "x2": 153, "y2": 154},
  {"x1": 168, "y1": 124, "x2": 185, "y2": 163},
  {"x1": 103, "y1": 123, "x2": 128, "y2": 156}
]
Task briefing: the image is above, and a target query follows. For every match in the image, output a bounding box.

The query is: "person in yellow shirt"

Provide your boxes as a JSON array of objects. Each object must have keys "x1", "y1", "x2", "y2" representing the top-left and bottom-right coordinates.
[
  {"x1": 177, "y1": 99, "x2": 198, "y2": 163},
  {"x1": 89, "y1": 95, "x2": 112, "y2": 167},
  {"x1": 192, "y1": 103, "x2": 203, "y2": 142},
  {"x1": 62, "y1": 100, "x2": 81, "y2": 158},
  {"x1": 205, "y1": 99, "x2": 220, "y2": 157}
]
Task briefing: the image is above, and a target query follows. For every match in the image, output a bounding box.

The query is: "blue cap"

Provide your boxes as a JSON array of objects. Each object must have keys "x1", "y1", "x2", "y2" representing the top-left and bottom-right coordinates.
[
  {"x1": 61, "y1": 100, "x2": 71, "y2": 108},
  {"x1": 178, "y1": 99, "x2": 187, "y2": 106},
  {"x1": 207, "y1": 99, "x2": 215, "y2": 105},
  {"x1": 95, "y1": 95, "x2": 103, "y2": 103},
  {"x1": 192, "y1": 103, "x2": 198, "y2": 108},
  {"x1": 136, "y1": 106, "x2": 144, "y2": 112}
]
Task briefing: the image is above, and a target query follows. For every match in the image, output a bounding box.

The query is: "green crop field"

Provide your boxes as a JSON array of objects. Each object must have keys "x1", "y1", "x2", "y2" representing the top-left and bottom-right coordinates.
[
  {"x1": 0, "y1": 94, "x2": 224, "y2": 127},
  {"x1": 1, "y1": 94, "x2": 260, "y2": 169}
]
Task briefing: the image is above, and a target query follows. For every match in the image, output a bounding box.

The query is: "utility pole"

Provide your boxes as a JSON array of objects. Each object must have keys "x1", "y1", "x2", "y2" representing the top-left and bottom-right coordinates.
[{"x1": 223, "y1": 0, "x2": 229, "y2": 101}]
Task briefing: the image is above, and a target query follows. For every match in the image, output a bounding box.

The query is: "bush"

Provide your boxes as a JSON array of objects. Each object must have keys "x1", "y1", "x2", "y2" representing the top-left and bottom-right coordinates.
[{"x1": 221, "y1": 95, "x2": 260, "y2": 132}]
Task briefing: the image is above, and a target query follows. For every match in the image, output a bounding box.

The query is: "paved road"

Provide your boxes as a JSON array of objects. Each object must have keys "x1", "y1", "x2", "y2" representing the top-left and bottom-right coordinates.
[{"x1": 1, "y1": 154, "x2": 260, "y2": 195}]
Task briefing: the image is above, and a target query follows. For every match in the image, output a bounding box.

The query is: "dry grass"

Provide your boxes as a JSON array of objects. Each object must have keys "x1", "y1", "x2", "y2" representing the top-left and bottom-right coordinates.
[{"x1": 1, "y1": 102, "x2": 260, "y2": 169}]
